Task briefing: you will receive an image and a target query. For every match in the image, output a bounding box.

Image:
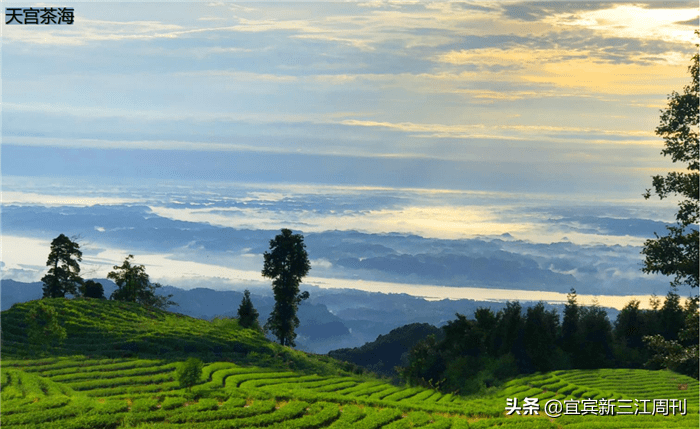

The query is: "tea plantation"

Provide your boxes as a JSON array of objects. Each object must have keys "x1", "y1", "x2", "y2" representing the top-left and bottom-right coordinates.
[{"x1": 2, "y1": 298, "x2": 698, "y2": 428}]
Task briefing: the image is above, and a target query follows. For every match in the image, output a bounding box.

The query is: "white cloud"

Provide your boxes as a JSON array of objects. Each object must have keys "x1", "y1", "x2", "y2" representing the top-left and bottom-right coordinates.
[
  {"x1": 545, "y1": 5, "x2": 698, "y2": 45},
  {"x1": 2, "y1": 191, "x2": 140, "y2": 206}
]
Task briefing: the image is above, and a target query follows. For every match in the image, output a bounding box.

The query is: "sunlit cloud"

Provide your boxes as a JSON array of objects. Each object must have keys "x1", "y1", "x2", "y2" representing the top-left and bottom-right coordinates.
[
  {"x1": 146, "y1": 204, "x2": 525, "y2": 240},
  {"x1": 437, "y1": 46, "x2": 690, "y2": 95},
  {"x1": 522, "y1": 58, "x2": 690, "y2": 95},
  {"x1": 545, "y1": 4, "x2": 698, "y2": 45}
]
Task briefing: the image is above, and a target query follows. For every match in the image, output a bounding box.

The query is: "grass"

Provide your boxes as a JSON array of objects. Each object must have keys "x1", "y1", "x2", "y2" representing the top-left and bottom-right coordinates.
[{"x1": 2, "y1": 298, "x2": 698, "y2": 428}]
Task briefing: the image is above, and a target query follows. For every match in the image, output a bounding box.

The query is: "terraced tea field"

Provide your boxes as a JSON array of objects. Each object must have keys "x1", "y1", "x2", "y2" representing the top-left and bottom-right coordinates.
[{"x1": 2, "y1": 299, "x2": 698, "y2": 428}]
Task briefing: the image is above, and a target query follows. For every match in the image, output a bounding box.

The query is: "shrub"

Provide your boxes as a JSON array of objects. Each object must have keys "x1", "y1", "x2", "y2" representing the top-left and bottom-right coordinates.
[{"x1": 176, "y1": 358, "x2": 203, "y2": 392}]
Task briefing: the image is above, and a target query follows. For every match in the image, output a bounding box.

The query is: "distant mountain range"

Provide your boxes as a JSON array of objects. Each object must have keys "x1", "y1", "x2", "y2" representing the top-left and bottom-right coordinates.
[
  {"x1": 3, "y1": 204, "x2": 675, "y2": 298},
  {"x1": 1, "y1": 279, "x2": 618, "y2": 354}
]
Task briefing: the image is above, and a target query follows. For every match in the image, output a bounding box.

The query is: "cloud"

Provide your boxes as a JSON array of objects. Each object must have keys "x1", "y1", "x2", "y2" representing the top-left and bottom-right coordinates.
[
  {"x1": 2, "y1": 191, "x2": 140, "y2": 206},
  {"x1": 436, "y1": 46, "x2": 691, "y2": 95},
  {"x1": 339, "y1": 119, "x2": 654, "y2": 140},
  {"x1": 545, "y1": 4, "x2": 698, "y2": 45},
  {"x1": 3, "y1": 19, "x2": 198, "y2": 46},
  {"x1": 183, "y1": 70, "x2": 298, "y2": 82}
]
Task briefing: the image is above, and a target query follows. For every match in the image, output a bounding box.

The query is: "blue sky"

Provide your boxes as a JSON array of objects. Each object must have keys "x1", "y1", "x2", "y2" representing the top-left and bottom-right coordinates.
[{"x1": 2, "y1": 1, "x2": 698, "y2": 307}]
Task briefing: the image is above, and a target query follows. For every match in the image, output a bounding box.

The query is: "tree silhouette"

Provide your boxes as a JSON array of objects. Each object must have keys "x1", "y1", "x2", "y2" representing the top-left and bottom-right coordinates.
[
  {"x1": 41, "y1": 234, "x2": 83, "y2": 298},
  {"x1": 80, "y1": 280, "x2": 105, "y2": 299},
  {"x1": 237, "y1": 289, "x2": 261, "y2": 331},
  {"x1": 641, "y1": 48, "x2": 699, "y2": 379},
  {"x1": 642, "y1": 50, "x2": 699, "y2": 291},
  {"x1": 560, "y1": 288, "x2": 580, "y2": 360},
  {"x1": 108, "y1": 255, "x2": 176, "y2": 309},
  {"x1": 262, "y1": 229, "x2": 311, "y2": 347}
]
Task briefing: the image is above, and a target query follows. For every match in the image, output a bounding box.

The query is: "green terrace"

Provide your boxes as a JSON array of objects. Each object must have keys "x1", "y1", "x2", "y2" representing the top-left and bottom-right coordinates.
[{"x1": 2, "y1": 298, "x2": 698, "y2": 428}]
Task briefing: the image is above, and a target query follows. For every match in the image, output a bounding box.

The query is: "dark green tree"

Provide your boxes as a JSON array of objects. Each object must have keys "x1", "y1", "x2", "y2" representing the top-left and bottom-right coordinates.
[
  {"x1": 41, "y1": 234, "x2": 83, "y2": 298},
  {"x1": 441, "y1": 313, "x2": 481, "y2": 358},
  {"x1": 613, "y1": 299, "x2": 650, "y2": 368},
  {"x1": 645, "y1": 296, "x2": 699, "y2": 379},
  {"x1": 176, "y1": 357, "x2": 203, "y2": 392},
  {"x1": 560, "y1": 288, "x2": 580, "y2": 361},
  {"x1": 658, "y1": 289, "x2": 685, "y2": 340},
  {"x1": 473, "y1": 307, "x2": 498, "y2": 355},
  {"x1": 642, "y1": 51, "x2": 699, "y2": 291},
  {"x1": 523, "y1": 302, "x2": 560, "y2": 372},
  {"x1": 397, "y1": 334, "x2": 445, "y2": 389},
  {"x1": 237, "y1": 289, "x2": 261, "y2": 331},
  {"x1": 262, "y1": 229, "x2": 311, "y2": 347},
  {"x1": 614, "y1": 299, "x2": 643, "y2": 349},
  {"x1": 577, "y1": 304, "x2": 614, "y2": 369},
  {"x1": 80, "y1": 280, "x2": 105, "y2": 299},
  {"x1": 108, "y1": 255, "x2": 176, "y2": 309},
  {"x1": 495, "y1": 301, "x2": 524, "y2": 363}
]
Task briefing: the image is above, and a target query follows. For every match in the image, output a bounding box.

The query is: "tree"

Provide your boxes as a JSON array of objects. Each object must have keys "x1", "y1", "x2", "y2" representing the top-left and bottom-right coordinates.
[
  {"x1": 27, "y1": 301, "x2": 67, "y2": 352},
  {"x1": 645, "y1": 296, "x2": 699, "y2": 379},
  {"x1": 495, "y1": 301, "x2": 524, "y2": 362},
  {"x1": 41, "y1": 234, "x2": 83, "y2": 298},
  {"x1": 176, "y1": 357, "x2": 203, "y2": 392},
  {"x1": 560, "y1": 288, "x2": 580, "y2": 360},
  {"x1": 614, "y1": 299, "x2": 643, "y2": 349},
  {"x1": 577, "y1": 304, "x2": 614, "y2": 369},
  {"x1": 523, "y1": 302, "x2": 560, "y2": 372},
  {"x1": 262, "y1": 229, "x2": 311, "y2": 347},
  {"x1": 642, "y1": 51, "x2": 699, "y2": 291},
  {"x1": 613, "y1": 299, "x2": 650, "y2": 368},
  {"x1": 237, "y1": 289, "x2": 261, "y2": 331},
  {"x1": 658, "y1": 289, "x2": 685, "y2": 340},
  {"x1": 80, "y1": 280, "x2": 105, "y2": 299},
  {"x1": 397, "y1": 334, "x2": 445, "y2": 389},
  {"x1": 108, "y1": 255, "x2": 176, "y2": 309}
]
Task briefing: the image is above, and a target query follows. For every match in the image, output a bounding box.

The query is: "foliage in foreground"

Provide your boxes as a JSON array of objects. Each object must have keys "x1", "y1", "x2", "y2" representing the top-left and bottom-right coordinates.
[
  {"x1": 642, "y1": 50, "x2": 699, "y2": 291},
  {"x1": 2, "y1": 298, "x2": 698, "y2": 428},
  {"x1": 1, "y1": 356, "x2": 697, "y2": 428}
]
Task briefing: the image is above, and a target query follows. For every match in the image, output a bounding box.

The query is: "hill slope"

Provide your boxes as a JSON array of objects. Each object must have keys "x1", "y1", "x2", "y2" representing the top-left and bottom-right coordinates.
[
  {"x1": 329, "y1": 322, "x2": 443, "y2": 378},
  {"x1": 3, "y1": 298, "x2": 265, "y2": 359},
  {"x1": 2, "y1": 299, "x2": 698, "y2": 428}
]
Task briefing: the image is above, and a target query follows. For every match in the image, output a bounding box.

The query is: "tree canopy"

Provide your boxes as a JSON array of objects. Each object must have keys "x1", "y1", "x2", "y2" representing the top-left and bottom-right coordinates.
[
  {"x1": 262, "y1": 229, "x2": 311, "y2": 347},
  {"x1": 80, "y1": 280, "x2": 105, "y2": 299},
  {"x1": 642, "y1": 51, "x2": 699, "y2": 291},
  {"x1": 107, "y1": 255, "x2": 176, "y2": 309},
  {"x1": 26, "y1": 301, "x2": 67, "y2": 353},
  {"x1": 638, "y1": 48, "x2": 699, "y2": 379},
  {"x1": 41, "y1": 234, "x2": 83, "y2": 298},
  {"x1": 237, "y1": 289, "x2": 261, "y2": 331},
  {"x1": 176, "y1": 357, "x2": 203, "y2": 392}
]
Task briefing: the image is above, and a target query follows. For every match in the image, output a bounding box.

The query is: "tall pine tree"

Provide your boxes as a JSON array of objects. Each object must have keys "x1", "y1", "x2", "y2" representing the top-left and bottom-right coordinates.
[
  {"x1": 262, "y1": 229, "x2": 311, "y2": 347},
  {"x1": 41, "y1": 234, "x2": 83, "y2": 298},
  {"x1": 237, "y1": 289, "x2": 261, "y2": 331}
]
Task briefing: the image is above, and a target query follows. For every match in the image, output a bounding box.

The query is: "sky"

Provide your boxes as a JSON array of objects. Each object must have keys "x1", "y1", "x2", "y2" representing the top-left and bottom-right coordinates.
[{"x1": 2, "y1": 1, "x2": 698, "y2": 308}]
